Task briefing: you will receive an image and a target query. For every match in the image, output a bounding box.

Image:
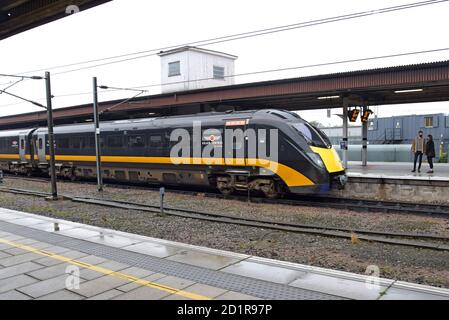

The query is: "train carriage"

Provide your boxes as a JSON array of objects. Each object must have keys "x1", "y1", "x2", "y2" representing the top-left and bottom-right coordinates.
[{"x1": 0, "y1": 109, "x2": 347, "y2": 197}]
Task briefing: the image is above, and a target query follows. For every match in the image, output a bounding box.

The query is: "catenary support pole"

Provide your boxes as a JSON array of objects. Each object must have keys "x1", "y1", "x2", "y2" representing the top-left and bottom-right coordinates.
[
  {"x1": 93, "y1": 77, "x2": 103, "y2": 192},
  {"x1": 362, "y1": 105, "x2": 368, "y2": 166},
  {"x1": 342, "y1": 97, "x2": 349, "y2": 169},
  {"x1": 45, "y1": 71, "x2": 58, "y2": 200}
]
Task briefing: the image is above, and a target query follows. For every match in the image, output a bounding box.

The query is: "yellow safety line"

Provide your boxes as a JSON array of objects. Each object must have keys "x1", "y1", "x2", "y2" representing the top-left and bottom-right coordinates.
[{"x1": 0, "y1": 237, "x2": 210, "y2": 300}]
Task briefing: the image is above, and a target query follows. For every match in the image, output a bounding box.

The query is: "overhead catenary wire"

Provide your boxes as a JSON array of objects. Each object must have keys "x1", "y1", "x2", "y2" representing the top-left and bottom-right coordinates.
[
  {"x1": 1, "y1": 45, "x2": 448, "y2": 110},
  {"x1": 1, "y1": 0, "x2": 447, "y2": 78}
]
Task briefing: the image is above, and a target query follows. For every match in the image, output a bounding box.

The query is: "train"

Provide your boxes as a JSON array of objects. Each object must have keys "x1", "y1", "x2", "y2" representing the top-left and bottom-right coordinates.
[{"x1": 0, "y1": 109, "x2": 347, "y2": 198}]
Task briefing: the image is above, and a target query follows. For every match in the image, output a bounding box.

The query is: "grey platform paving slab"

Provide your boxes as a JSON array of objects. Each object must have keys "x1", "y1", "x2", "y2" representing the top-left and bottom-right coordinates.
[
  {"x1": 167, "y1": 250, "x2": 241, "y2": 270},
  {"x1": 288, "y1": 273, "x2": 392, "y2": 300},
  {"x1": 122, "y1": 242, "x2": 182, "y2": 258},
  {"x1": 0, "y1": 252, "x2": 43, "y2": 267},
  {"x1": 57, "y1": 227, "x2": 102, "y2": 239},
  {"x1": 216, "y1": 291, "x2": 262, "y2": 300},
  {"x1": 0, "y1": 274, "x2": 38, "y2": 293},
  {"x1": 154, "y1": 275, "x2": 196, "y2": 290},
  {"x1": 94, "y1": 260, "x2": 130, "y2": 272},
  {"x1": 221, "y1": 260, "x2": 307, "y2": 285},
  {"x1": 116, "y1": 273, "x2": 166, "y2": 292},
  {"x1": 348, "y1": 161, "x2": 449, "y2": 180},
  {"x1": 0, "y1": 251, "x2": 11, "y2": 259},
  {"x1": 0, "y1": 290, "x2": 32, "y2": 300},
  {"x1": 183, "y1": 283, "x2": 228, "y2": 299},
  {"x1": 0, "y1": 262, "x2": 44, "y2": 280},
  {"x1": 10, "y1": 218, "x2": 49, "y2": 227},
  {"x1": 113, "y1": 286, "x2": 171, "y2": 300},
  {"x1": 88, "y1": 289, "x2": 125, "y2": 300},
  {"x1": 28, "y1": 222, "x2": 77, "y2": 233},
  {"x1": 85, "y1": 234, "x2": 141, "y2": 248},
  {"x1": 16, "y1": 274, "x2": 80, "y2": 298},
  {"x1": 69, "y1": 275, "x2": 130, "y2": 298},
  {"x1": 37, "y1": 289, "x2": 84, "y2": 300},
  {"x1": 27, "y1": 263, "x2": 74, "y2": 281},
  {"x1": 76, "y1": 255, "x2": 108, "y2": 265},
  {"x1": 380, "y1": 282, "x2": 449, "y2": 300}
]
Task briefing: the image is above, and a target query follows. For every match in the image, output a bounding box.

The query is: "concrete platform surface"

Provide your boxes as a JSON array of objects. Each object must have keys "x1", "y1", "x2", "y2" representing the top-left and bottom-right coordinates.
[
  {"x1": 347, "y1": 161, "x2": 449, "y2": 181},
  {"x1": 1, "y1": 207, "x2": 449, "y2": 300}
]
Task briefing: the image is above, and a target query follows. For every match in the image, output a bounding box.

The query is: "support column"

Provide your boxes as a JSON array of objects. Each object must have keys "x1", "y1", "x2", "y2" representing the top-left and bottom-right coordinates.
[
  {"x1": 45, "y1": 71, "x2": 58, "y2": 200},
  {"x1": 362, "y1": 105, "x2": 368, "y2": 166},
  {"x1": 342, "y1": 98, "x2": 349, "y2": 169}
]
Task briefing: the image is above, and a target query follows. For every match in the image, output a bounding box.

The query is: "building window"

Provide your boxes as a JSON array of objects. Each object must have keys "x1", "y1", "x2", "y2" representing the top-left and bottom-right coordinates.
[
  {"x1": 425, "y1": 116, "x2": 433, "y2": 128},
  {"x1": 168, "y1": 61, "x2": 180, "y2": 77},
  {"x1": 213, "y1": 66, "x2": 225, "y2": 80}
]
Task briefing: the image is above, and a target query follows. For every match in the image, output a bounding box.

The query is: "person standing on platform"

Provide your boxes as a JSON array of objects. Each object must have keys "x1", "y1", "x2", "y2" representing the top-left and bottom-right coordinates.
[
  {"x1": 411, "y1": 130, "x2": 426, "y2": 173},
  {"x1": 426, "y1": 134, "x2": 435, "y2": 174}
]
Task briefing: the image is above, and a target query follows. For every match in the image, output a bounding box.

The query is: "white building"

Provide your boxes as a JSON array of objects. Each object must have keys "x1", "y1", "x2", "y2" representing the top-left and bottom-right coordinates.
[{"x1": 158, "y1": 46, "x2": 237, "y2": 93}]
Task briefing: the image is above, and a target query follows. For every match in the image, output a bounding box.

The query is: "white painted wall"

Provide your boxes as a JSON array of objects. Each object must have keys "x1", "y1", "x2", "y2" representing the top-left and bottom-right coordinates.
[{"x1": 160, "y1": 49, "x2": 236, "y2": 93}]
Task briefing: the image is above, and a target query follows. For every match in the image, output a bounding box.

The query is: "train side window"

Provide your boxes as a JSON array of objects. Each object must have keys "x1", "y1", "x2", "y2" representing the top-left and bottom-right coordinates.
[
  {"x1": 58, "y1": 138, "x2": 69, "y2": 149},
  {"x1": 128, "y1": 135, "x2": 146, "y2": 148},
  {"x1": 20, "y1": 139, "x2": 25, "y2": 150},
  {"x1": 149, "y1": 135, "x2": 163, "y2": 148},
  {"x1": 71, "y1": 138, "x2": 82, "y2": 149},
  {"x1": 38, "y1": 138, "x2": 43, "y2": 149},
  {"x1": 107, "y1": 135, "x2": 123, "y2": 148},
  {"x1": 88, "y1": 137, "x2": 96, "y2": 148}
]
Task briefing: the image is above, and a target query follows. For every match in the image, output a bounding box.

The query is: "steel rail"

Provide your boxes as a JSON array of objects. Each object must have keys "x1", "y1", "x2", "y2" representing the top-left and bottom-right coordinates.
[{"x1": 0, "y1": 186, "x2": 449, "y2": 252}]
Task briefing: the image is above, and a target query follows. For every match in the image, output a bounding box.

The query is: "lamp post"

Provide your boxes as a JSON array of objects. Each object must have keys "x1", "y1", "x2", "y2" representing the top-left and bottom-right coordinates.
[
  {"x1": 45, "y1": 72, "x2": 58, "y2": 200},
  {"x1": 92, "y1": 79, "x2": 148, "y2": 192},
  {"x1": 0, "y1": 72, "x2": 58, "y2": 200},
  {"x1": 92, "y1": 77, "x2": 103, "y2": 192}
]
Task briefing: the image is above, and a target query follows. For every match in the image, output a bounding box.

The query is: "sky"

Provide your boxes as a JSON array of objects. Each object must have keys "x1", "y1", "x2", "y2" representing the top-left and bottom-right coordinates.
[{"x1": 0, "y1": 0, "x2": 448, "y2": 127}]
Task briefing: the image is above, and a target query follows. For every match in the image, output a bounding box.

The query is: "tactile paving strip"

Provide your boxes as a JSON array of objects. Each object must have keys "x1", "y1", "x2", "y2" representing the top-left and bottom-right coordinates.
[{"x1": 0, "y1": 220, "x2": 344, "y2": 300}]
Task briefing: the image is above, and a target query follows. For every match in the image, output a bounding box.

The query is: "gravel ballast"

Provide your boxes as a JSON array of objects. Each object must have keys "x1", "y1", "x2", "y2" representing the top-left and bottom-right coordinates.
[{"x1": 1, "y1": 177, "x2": 449, "y2": 289}]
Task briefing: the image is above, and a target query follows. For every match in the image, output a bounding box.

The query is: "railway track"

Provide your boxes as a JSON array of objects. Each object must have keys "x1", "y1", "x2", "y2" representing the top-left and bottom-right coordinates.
[
  {"x1": 0, "y1": 185, "x2": 449, "y2": 252},
  {"x1": 3, "y1": 174, "x2": 449, "y2": 216}
]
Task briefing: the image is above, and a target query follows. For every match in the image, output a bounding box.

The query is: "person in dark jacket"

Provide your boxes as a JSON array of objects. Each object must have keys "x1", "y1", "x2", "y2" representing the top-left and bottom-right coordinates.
[{"x1": 426, "y1": 134, "x2": 436, "y2": 174}]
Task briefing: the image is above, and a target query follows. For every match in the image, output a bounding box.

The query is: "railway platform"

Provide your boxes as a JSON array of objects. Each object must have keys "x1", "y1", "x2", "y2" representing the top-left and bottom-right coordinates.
[
  {"x1": 1, "y1": 207, "x2": 449, "y2": 300},
  {"x1": 347, "y1": 161, "x2": 449, "y2": 181}
]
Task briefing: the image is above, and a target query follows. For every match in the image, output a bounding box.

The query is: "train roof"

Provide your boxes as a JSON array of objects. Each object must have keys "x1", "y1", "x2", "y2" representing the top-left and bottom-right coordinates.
[{"x1": 0, "y1": 109, "x2": 305, "y2": 135}]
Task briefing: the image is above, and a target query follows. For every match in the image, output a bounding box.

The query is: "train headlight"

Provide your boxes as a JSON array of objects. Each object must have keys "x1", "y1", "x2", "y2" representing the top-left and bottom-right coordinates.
[{"x1": 307, "y1": 152, "x2": 325, "y2": 168}]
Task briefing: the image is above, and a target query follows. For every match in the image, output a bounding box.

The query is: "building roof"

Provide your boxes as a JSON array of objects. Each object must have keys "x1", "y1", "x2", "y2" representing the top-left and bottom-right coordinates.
[{"x1": 157, "y1": 46, "x2": 238, "y2": 60}]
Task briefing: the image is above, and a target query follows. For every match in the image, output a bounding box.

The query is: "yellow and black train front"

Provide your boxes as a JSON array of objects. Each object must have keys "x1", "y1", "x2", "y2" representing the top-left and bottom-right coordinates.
[{"x1": 250, "y1": 109, "x2": 347, "y2": 194}]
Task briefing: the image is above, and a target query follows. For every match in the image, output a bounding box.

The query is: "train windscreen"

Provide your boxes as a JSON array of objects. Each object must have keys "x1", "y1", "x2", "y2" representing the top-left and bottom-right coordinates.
[{"x1": 292, "y1": 123, "x2": 331, "y2": 148}]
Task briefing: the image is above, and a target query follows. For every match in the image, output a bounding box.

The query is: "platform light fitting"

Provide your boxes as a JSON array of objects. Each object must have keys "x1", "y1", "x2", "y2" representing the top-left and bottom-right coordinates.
[
  {"x1": 361, "y1": 109, "x2": 374, "y2": 123},
  {"x1": 394, "y1": 88, "x2": 423, "y2": 94},
  {"x1": 348, "y1": 109, "x2": 360, "y2": 122},
  {"x1": 317, "y1": 95, "x2": 340, "y2": 100}
]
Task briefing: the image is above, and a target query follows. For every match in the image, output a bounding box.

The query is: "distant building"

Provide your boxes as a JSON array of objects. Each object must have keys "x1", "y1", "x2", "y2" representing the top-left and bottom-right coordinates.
[
  {"x1": 322, "y1": 113, "x2": 449, "y2": 145},
  {"x1": 368, "y1": 113, "x2": 449, "y2": 145},
  {"x1": 158, "y1": 46, "x2": 238, "y2": 93},
  {"x1": 321, "y1": 113, "x2": 449, "y2": 162}
]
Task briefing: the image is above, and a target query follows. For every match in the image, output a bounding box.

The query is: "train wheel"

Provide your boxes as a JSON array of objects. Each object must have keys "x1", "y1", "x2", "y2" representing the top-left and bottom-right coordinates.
[
  {"x1": 218, "y1": 186, "x2": 234, "y2": 196},
  {"x1": 261, "y1": 181, "x2": 280, "y2": 199}
]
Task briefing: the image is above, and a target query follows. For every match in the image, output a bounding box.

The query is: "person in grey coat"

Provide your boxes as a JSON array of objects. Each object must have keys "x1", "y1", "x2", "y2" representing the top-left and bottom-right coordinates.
[{"x1": 411, "y1": 130, "x2": 426, "y2": 173}]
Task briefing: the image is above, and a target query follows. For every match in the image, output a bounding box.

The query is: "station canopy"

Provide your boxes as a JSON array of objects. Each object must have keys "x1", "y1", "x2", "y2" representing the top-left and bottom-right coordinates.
[
  {"x1": 1, "y1": 59, "x2": 449, "y2": 129},
  {"x1": 0, "y1": 0, "x2": 111, "y2": 41}
]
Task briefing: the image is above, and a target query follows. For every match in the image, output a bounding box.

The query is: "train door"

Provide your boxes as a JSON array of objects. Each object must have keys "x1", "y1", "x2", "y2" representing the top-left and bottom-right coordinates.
[
  {"x1": 223, "y1": 119, "x2": 249, "y2": 166},
  {"x1": 19, "y1": 134, "x2": 27, "y2": 163},
  {"x1": 37, "y1": 133, "x2": 47, "y2": 163}
]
